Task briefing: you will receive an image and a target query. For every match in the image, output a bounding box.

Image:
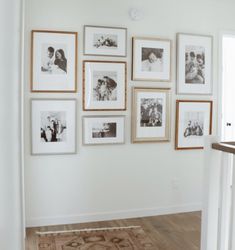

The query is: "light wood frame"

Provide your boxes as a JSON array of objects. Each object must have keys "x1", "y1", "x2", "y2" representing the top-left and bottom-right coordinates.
[
  {"x1": 132, "y1": 37, "x2": 172, "y2": 82},
  {"x1": 83, "y1": 60, "x2": 127, "y2": 111},
  {"x1": 175, "y1": 100, "x2": 213, "y2": 150},
  {"x1": 31, "y1": 30, "x2": 78, "y2": 93},
  {"x1": 132, "y1": 87, "x2": 171, "y2": 143}
]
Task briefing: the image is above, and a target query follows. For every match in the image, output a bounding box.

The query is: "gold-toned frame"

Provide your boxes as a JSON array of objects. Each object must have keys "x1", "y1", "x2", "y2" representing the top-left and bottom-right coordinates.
[
  {"x1": 132, "y1": 37, "x2": 172, "y2": 82},
  {"x1": 132, "y1": 87, "x2": 171, "y2": 143},
  {"x1": 31, "y1": 30, "x2": 78, "y2": 93},
  {"x1": 175, "y1": 100, "x2": 213, "y2": 150},
  {"x1": 83, "y1": 60, "x2": 127, "y2": 111}
]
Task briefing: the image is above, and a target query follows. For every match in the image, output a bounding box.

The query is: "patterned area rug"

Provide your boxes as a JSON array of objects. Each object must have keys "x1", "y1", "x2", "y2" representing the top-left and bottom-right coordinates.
[{"x1": 37, "y1": 226, "x2": 155, "y2": 250}]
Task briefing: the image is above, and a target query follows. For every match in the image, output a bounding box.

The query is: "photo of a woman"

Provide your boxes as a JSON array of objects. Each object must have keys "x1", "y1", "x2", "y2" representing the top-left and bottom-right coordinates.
[{"x1": 54, "y1": 49, "x2": 67, "y2": 73}]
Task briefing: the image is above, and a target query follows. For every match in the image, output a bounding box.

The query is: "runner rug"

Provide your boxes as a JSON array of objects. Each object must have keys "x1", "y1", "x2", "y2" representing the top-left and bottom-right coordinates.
[{"x1": 36, "y1": 226, "x2": 155, "y2": 250}]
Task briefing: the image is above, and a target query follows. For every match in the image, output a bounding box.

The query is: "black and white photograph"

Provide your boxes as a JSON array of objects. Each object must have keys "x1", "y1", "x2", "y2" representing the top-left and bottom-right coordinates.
[
  {"x1": 31, "y1": 99, "x2": 76, "y2": 155},
  {"x1": 83, "y1": 116, "x2": 125, "y2": 145},
  {"x1": 41, "y1": 44, "x2": 67, "y2": 74},
  {"x1": 93, "y1": 71, "x2": 117, "y2": 101},
  {"x1": 40, "y1": 111, "x2": 67, "y2": 143},
  {"x1": 140, "y1": 98, "x2": 163, "y2": 127},
  {"x1": 185, "y1": 45, "x2": 205, "y2": 84},
  {"x1": 31, "y1": 30, "x2": 77, "y2": 92},
  {"x1": 132, "y1": 37, "x2": 171, "y2": 81},
  {"x1": 92, "y1": 122, "x2": 117, "y2": 138},
  {"x1": 93, "y1": 34, "x2": 118, "y2": 49},
  {"x1": 175, "y1": 100, "x2": 213, "y2": 150},
  {"x1": 141, "y1": 48, "x2": 164, "y2": 72},
  {"x1": 177, "y1": 33, "x2": 212, "y2": 94},
  {"x1": 183, "y1": 112, "x2": 204, "y2": 137},
  {"x1": 84, "y1": 25, "x2": 127, "y2": 57},
  {"x1": 132, "y1": 88, "x2": 170, "y2": 143},
  {"x1": 83, "y1": 61, "x2": 126, "y2": 110}
]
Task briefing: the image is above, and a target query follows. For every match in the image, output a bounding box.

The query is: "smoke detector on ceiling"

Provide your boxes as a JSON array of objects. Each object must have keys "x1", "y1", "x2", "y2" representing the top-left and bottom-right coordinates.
[{"x1": 129, "y1": 8, "x2": 144, "y2": 21}]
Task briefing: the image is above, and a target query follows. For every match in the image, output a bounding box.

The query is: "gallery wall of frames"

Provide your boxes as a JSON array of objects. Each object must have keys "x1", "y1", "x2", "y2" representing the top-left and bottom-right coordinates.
[{"x1": 30, "y1": 26, "x2": 213, "y2": 155}]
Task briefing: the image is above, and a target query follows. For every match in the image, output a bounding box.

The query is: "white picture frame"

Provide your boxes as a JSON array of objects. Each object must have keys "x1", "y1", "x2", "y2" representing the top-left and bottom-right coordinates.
[
  {"x1": 177, "y1": 33, "x2": 213, "y2": 94},
  {"x1": 83, "y1": 116, "x2": 125, "y2": 145},
  {"x1": 132, "y1": 37, "x2": 171, "y2": 82},
  {"x1": 83, "y1": 60, "x2": 127, "y2": 111},
  {"x1": 175, "y1": 100, "x2": 213, "y2": 150},
  {"x1": 31, "y1": 99, "x2": 77, "y2": 155},
  {"x1": 132, "y1": 87, "x2": 171, "y2": 143},
  {"x1": 84, "y1": 25, "x2": 127, "y2": 57},
  {"x1": 31, "y1": 30, "x2": 77, "y2": 92}
]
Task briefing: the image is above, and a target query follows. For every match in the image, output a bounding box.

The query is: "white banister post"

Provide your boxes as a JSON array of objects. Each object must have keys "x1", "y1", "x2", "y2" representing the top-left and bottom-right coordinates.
[
  {"x1": 218, "y1": 153, "x2": 233, "y2": 250},
  {"x1": 201, "y1": 136, "x2": 222, "y2": 250},
  {"x1": 229, "y1": 155, "x2": 235, "y2": 250}
]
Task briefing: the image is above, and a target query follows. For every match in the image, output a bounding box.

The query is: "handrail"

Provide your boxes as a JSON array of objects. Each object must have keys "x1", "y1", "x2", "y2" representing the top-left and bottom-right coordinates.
[{"x1": 212, "y1": 142, "x2": 235, "y2": 154}]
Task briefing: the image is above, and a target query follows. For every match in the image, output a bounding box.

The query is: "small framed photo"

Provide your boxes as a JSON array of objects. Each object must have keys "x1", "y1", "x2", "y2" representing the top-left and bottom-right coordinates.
[
  {"x1": 31, "y1": 99, "x2": 76, "y2": 155},
  {"x1": 132, "y1": 87, "x2": 171, "y2": 143},
  {"x1": 31, "y1": 30, "x2": 77, "y2": 92},
  {"x1": 84, "y1": 25, "x2": 127, "y2": 57},
  {"x1": 177, "y1": 33, "x2": 213, "y2": 94},
  {"x1": 83, "y1": 116, "x2": 125, "y2": 145},
  {"x1": 132, "y1": 37, "x2": 171, "y2": 81},
  {"x1": 175, "y1": 100, "x2": 213, "y2": 150},
  {"x1": 83, "y1": 60, "x2": 126, "y2": 111}
]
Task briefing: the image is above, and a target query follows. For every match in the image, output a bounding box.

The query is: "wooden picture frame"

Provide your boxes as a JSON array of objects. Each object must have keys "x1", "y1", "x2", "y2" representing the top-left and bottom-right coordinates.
[
  {"x1": 132, "y1": 37, "x2": 171, "y2": 82},
  {"x1": 83, "y1": 116, "x2": 125, "y2": 145},
  {"x1": 31, "y1": 30, "x2": 77, "y2": 92},
  {"x1": 175, "y1": 100, "x2": 213, "y2": 150},
  {"x1": 177, "y1": 33, "x2": 213, "y2": 94},
  {"x1": 83, "y1": 60, "x2": 127, "y2": 111},
  {"x1": 84, "y1": 25, "x2": 127, "y2": 57},
  {"x1": 132, "y1": 87, "x2": 171, "y2": 143},
  {"x1": 31, "y1": 99, "x2": 77, "y2": 155}
]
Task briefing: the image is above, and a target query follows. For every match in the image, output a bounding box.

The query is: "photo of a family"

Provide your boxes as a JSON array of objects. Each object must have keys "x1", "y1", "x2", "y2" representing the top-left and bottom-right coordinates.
[
  {"x1": 140, "y1": 98, "x2": 163, "y2": 127},
  {"x1": 185, "y1": 45, "x2": 205, "y2": 84},
  {"x1": 92, "y1": 122, "x2": 117, "y2": 138},
  {"x1": 93, "y1": 34, "x2": 118, "y2": 49},
  {"x1": 141, "y1": 47, "x2": 164, "y2": 72},
  {"x1": 93, "y1": 71, "x2": 117, "y2": 101},
  {"x1": 40, "y1": 111, "x2": 67, "y2": 143},
  {"x1": 41, "y1": 44, "x2": 67, "y2": 74},
  {"x1": 183, "y1": 112, "x2": 204, "y2": 137}
]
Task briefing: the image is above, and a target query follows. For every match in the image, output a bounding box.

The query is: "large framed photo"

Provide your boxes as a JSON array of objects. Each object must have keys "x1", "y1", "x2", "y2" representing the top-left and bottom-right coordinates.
[
  {"x1": 31, "y1": 99, "x2": 76, "y2": 155},
  {"x1": 84, "y1": 25, "x2": 127, "y2": 57},
  {"x1": 175, "y1": 100, "x2": 213, "y2": 150},
  {"x1": 83, "y1": 60, "x2": 126, "y2": 111},
  {"x1": 132, "y1": 87, "x2": 171, "y2": 143},
  {"x1": 132, "y1": 37, "x2": 171, "y2": 81},
  {"x1": 31, "y1": 30, "x2": 77, "y2": 92},
  {"x1": 83, "y1": 116, "x2": 125, "y2": 145},
  {"x1": 177, "y1": 33, "x2": 213, "y2": 94}
]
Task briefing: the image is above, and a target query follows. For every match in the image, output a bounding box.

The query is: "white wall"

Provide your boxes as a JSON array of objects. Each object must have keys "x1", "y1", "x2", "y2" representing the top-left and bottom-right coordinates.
[
  {"x1": 24, "y1": 0, "x2": 235, "y2": 227},
  {"x1": 0, "y1": 0, "x2": 24, "y2": 249}
]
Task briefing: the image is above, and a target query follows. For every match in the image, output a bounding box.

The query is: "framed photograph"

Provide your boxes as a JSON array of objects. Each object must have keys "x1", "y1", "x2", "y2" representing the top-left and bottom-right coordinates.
[
  {"x1": 132, "y1": 87, "x2": 171, "y2": 143},
  {"x1": 83, "y1": 60, "x2": 126, "y2": 110},
  {"x1": 175, "y1": 100, "x2": 213, "y2": 150},
  {"x1": 31, "y1": 99, "x2": 76, "y2": 155},
  {"x1": 132, "y1": 37, "x2": 171, "y2": 81},
  {"x1": 31, "y1": 30, "x2": 77, "y2": 92},
  {"x1": 177, "y1": 33, "x2": 213, "y2": 94},
  {"x1": 83, "y1": 116, "x2": 125, "y2": 145},
  {"x1": 84, "y1": 25, "x2": 127, "y2": 57}
]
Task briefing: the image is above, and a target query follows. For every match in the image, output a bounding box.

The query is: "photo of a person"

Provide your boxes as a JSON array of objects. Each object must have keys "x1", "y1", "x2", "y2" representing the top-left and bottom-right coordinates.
[
  {"x1": 185, "y1": 45, "x2": 205, "y2": 84},
  {"x1": 140, "y1": 98, "x2": 163, "y2": 127},
  {"x1": 183, "y1": 112, "x2": 204, "y2": 137},
  {"x1": 93, "y1": 71, "x2": 117, "y2": 101},
  {"x1": 141, "y1": 48, "x2": 164, "y2": 72},
  {"x1": 41, "y1": 44, "x2": 67, "y2": 74},
  {"x1": 92, "y1": 122, "x2": 117, "y2": 138},
  {"x1": 93, "y1": 34, "x2": 118, "y2": 49}
]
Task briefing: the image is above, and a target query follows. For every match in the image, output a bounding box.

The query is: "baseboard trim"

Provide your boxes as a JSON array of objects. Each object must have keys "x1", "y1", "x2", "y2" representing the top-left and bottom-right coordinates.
[{"x1": 26, "y1": 203, "x2": 202, "y2": 227}]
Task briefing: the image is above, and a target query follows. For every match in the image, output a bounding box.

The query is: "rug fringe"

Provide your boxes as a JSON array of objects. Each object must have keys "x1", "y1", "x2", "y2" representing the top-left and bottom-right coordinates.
[{"x1": 36, "y1": 225, "x2": 141, "y2": 235}]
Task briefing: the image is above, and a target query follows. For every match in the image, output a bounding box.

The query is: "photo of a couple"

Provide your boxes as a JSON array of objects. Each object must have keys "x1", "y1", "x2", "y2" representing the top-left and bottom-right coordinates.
[{"x1": 41, "y1": 45, "x2": 67, "y2": 74}]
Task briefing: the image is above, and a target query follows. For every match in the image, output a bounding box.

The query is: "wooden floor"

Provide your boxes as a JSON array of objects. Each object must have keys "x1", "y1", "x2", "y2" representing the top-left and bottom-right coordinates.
[{"x1": 26, "y1": 211, "x2": 201, "y2": 250}]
